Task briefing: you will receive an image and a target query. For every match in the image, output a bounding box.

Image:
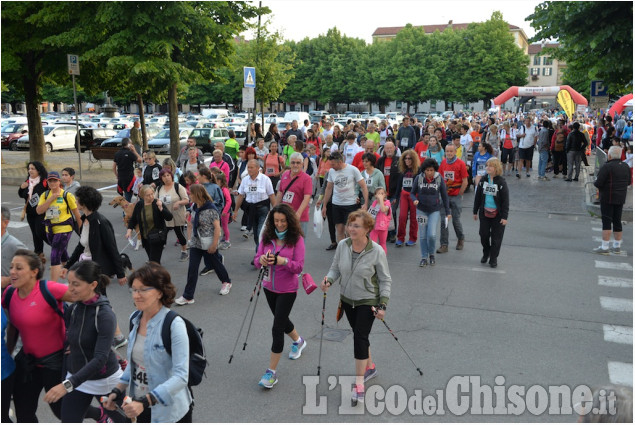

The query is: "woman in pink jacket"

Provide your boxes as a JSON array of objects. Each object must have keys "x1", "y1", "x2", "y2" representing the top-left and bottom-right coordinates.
[{"x1": 253, "y1": 203, "x2": 306, "y2": 389}]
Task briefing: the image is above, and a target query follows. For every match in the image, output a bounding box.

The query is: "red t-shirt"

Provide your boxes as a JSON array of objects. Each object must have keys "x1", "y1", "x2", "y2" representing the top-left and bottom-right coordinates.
[
  {"x1": 414, "y1": 142, "x2": 429, "y2": 160},
  {"x1": 278, "y1": 170, "x2": 314, "y2": 222},
  {"x1": 382, "y1": 157, "x2": 394, "y2": 193},
  {"x1": 439, "y1": 158, "x2": 468, "y2": 196},
  {"x1": 2, "y1": 281, "x2": 67, "y2": 358},
  {"x1": 352, "y1": 152, "x2": 380, "y2": 171}
]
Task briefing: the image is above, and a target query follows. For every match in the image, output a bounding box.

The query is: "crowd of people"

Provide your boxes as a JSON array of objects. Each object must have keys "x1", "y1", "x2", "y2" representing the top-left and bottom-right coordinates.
[{"x1": 1, "y1": 107, "x2": 632, "y2": 421}]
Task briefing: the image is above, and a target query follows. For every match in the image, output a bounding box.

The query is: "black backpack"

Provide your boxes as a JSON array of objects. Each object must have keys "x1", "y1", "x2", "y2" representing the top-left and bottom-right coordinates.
[
  {"x1": 130, "y1": 310, "x2": 207, "y2": 386},
  {"x1": 4, "y1": 280, "x2": 69, "y2": 318}
]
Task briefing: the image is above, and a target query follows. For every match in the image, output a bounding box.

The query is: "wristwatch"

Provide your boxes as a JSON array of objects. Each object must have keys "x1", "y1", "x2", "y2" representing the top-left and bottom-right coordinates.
[{"x1": 62, "y1": 379, "x2": 73, "y2": 393}]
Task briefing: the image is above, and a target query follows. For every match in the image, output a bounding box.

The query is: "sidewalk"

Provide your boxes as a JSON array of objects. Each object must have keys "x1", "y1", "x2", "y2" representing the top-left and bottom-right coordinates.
[{"x1": 583, "y1": 153, "x2": 633, "y2": 222}]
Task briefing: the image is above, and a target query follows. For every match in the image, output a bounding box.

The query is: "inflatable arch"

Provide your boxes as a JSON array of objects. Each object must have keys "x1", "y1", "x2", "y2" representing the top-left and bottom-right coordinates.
[
  {"x1": 607, "y1": 94, "x2": 633, "y2": 118},
  {"x1": 492, "y1": 85, "x2": 588, "y2": 107}
]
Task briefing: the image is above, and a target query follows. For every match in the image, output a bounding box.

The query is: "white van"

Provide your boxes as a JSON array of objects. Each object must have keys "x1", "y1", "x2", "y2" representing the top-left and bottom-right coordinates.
[
  {"x1": 201, "y1": 109, "x2": 230, "y2": 120},
  {"x1": 281, "y1": 111, "x2": 311, "y2": 126}
]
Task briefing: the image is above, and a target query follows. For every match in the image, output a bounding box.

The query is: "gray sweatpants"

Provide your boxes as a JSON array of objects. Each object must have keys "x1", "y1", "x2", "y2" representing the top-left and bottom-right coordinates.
[
  {"x1": 567, "y1": 151, "x2": 582, "y2": 179},
  {"x1": 440, "y1": 195, "x2": 464, "y2": 246}
]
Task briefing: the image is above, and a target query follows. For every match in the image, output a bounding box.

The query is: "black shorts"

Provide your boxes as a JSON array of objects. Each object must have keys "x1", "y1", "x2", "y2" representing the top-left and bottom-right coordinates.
[
  {"x1": 518, "y1": 147, "x2": 534, "y2": 161},
  {"x1": 501, "y1": 148, "x2": 514, "y2": 164},
  {"x1": 600, "y1": 202, "x2": 624, "y2": 232},
  {"x1": 332, "y1": 204, "x2": 358, "y2": 225}
]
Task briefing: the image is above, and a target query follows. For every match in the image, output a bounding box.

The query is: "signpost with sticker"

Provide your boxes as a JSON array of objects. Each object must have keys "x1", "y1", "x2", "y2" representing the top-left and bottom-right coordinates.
[{"x1": 67, "y1": 54, "x2": 82, "y2": 179}]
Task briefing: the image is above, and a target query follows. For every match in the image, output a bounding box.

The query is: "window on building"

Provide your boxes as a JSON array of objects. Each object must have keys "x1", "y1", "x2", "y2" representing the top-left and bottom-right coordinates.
[
  {"x1": 543, "y1": 68, "x2": 552, "y2": 76},
  {"x1": 530, "y1": 68, "x2": 540, "y2": 76},
  {"x1": 533, "y1": 56, "x2": 541, "y2": 65},
  {"x1": 543, "y1": 57, "x2": 553, "y2": 65}
]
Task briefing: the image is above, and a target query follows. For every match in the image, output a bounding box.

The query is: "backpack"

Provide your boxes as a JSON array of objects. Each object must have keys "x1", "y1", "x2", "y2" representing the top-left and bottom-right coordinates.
[
  {"x1": 43, "y1": 190, "x2": 79, "y2": 234},
  {"x1": 4, "y1": 280, "x2": 68, "y2": 319},
  {"x1": 130, "y1": 310, "x2": 207, "y2": 386},
  {"x1": 554, "y1": 130, "x2": 566, "y2": 152},
  {"x1": 302, "y1": 153, "x2": 314, "y2": 176}
]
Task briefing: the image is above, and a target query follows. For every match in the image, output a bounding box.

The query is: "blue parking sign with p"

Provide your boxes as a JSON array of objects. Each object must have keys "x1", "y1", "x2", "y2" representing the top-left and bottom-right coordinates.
[
  {"x1": 244, "y1": 67, "x2": 256, "y2": 88},
  {"x1": 591, "y1": 80, "x2": 607, "y2": 97}
]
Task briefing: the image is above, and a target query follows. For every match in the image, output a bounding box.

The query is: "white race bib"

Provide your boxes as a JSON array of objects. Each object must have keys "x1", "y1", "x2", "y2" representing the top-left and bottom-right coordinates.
[
  {"x1": 444, "y1": 171, "x2": 455, "y2": 181},
  {"x1": 248, "y1": 184, "x2": 258, "y2": 193},
  {"x1": 282, "y1": 191, "x2": 295, "y2": 204},
  {"x1": 152, "y1": 167, "x2": 160, "y2": 180},
  {"x1": 162, "y1": 195, "x2": 172, "y2": 204},
  {"x1": 45, "y1": 206, "x2": 60, "y2": 220},
  {"x1": 365, "y1": 178, "x2": 372, "y2": 186},
  {"x1": 402, "y1": 177, "x2": 413, "y2": 188},
  {"x1": 477, "y1": 164, "x2": 487, "y2": 176},
  {"x1": 400, "y1": 137, "x2": 408, "y2": 147},
  {"x1": 29, "y1": 193, "x2": 40, "y2": 208},
  {"x1": 384, "y1": 167, "x2": 391, "y2": 176},
  {"x1": 368, "y1": 205, "x2": 379, "y2": 217},
  {"x1": 483, "y1": 182, "x2": 498, "y2": 196},
  {"x1": 266, "y1": 168, "x2": 274, "y2": 175},
  {"x1": 416, "y1": 215, "x2": 428, "y2": 226},
  {"x1": 133, "y1": 364, "x2": 149, "y2": 396}
]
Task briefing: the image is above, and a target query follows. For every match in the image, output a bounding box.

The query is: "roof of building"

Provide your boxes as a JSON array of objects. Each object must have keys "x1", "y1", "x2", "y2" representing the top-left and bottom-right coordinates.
[
  {"x1": 372, "y1": 23, "x2": 521, "y2": 37},
  {"x1": 528, "y1": 43, "x2": 561, "y2": 55}
]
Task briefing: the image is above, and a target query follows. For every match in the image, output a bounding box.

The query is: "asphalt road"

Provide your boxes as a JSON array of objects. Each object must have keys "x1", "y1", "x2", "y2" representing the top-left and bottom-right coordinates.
[{"x1": 1, "y1": 169, "x2": 632, "y2": 422}]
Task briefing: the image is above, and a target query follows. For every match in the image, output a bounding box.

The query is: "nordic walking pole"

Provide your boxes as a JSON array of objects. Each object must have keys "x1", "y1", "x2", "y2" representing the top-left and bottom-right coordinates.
[
  {"x1": 374, "y1": 308, "x2": 423, "y2": 376},
  {"x1": 242, "y1": 269, "x2": 264, "y2": 351},
  {"x1": 229, "y1": 267, "x2": 265, "y2": 363},
  {"x1": 317, "y1": 291, "x2": 327, "y2": 376}
]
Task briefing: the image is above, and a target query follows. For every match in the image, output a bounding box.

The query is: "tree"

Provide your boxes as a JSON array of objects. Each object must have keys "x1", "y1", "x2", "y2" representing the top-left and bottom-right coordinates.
[
  {"x1": 527, "y1": 1, "x2": 633, "y2": 94},
  {"x1": 1, "y1": 2, "x2": 98, "y2": 162}
]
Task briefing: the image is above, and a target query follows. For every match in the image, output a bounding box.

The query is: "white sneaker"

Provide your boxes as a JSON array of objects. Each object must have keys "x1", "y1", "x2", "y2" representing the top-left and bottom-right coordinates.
[
  {"x1": 175, "y1": 296, "x2": 195, "y2": 305},
  {"x1": 240, "y1": 226, "x2": 248, "y2": 231},
  {"x1": 135, "y1": 239, "x2": 142, "y2": 251},
  {"x1": 288, "y1": 337, "x2": 306, "y2": 360},
  {"x1": 219, "y1": 282, "x2": 232, "y2": 295}
]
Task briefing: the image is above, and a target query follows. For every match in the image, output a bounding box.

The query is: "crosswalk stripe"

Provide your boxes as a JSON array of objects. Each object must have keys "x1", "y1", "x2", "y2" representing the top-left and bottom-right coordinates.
[
  {"x1": 595, "y1": 261, "x2": 633, "y2": 271},
  {"x1": 592, "y1": 236, "x2": 603, "y2": 242},
  {"x1": 608, "y1": 362, "x2": 633, "y2": 386},
  {"x1": 599, "y1": 297, "x2": 633, "y2": 312},
  {"x1": 598, "y1": 276, "x2": 633, "y2": 288},
  {"x1": 592, "y1": 227, "x2": 602, "y2": 232},
  {"x1": 603, "y1": 325, "x2": 633, "y2": 345}
]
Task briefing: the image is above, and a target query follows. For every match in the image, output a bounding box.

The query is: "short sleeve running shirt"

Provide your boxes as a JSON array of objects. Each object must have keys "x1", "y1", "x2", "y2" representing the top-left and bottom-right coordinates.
[
  {"x1": 327, "y1": 164, "x2": 363, "y2": 206},
  {"x1": 38, "y1": 190, "x2": 77, "y2": 234},
  {"x1": 279, "y1": 171, "x2": 314, "y2": 222}
]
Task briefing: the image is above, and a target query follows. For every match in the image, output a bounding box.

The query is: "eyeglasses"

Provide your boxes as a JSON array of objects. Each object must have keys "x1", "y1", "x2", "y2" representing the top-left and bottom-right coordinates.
[
  {"x1": 346, "y1": 223, "x2": 364, "y2": 229},
  {"x1": 129, "y1": 287, "x2": 156, "y2": 295},
  {"x1": 290, "y1": 161, "x2": 303, "y2": 165}
]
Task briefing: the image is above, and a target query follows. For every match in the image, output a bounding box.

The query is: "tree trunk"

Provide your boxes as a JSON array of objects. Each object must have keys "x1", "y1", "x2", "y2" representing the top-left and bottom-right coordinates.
[
  {"x1": 406, "y1": 102, "x2": 411, "y2": 115},
  {"x1": 23, "y1": 74, "x2": 44, "y2": 163},
  {"x1": 168, "y1": 83, "x2": 180, "y2": 161},
  {"x1": 137, "y1": 93, "x2": 148, "y2": 150},
  {"x1": 260, "y1": 100, "x2": 265, "y2": 130}
]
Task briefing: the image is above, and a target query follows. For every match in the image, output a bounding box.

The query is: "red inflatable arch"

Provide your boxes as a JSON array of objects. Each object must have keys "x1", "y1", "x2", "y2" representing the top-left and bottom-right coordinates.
[
  {"x1": 607, "y1": 93, "x2": 633, "y2": 117},
  {"x1": 492, "y1": 85, "x2": 588, "y2": 107}
]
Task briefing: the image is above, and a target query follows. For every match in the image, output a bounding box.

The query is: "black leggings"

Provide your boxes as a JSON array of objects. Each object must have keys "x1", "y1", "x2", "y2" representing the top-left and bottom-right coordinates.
[
  {"x1": 143, "y1": 239, "x2": 164, "y2": 263},
  {"x1": 136, "y1": 403, "x2": 193, "y2": 423},
  {"x1": 479, "y1": 213, "x2": 506, "y2": 261},
  {"x1": 61, "y1": 390, "x2": 126, "y2": 423},
  {"x1": 326, "y1": 201, "x2": 336, "y2": 244},
  {"x1": 1, "y1": 373, "x2": 14, "y2": 423},
  {"x1": 167, "y1": 226, "x2": 187, "y2": 246},
  {"x1": 12, "y1": 363, "x2": 62, "y2": 422},
  {"x1": 341, "y1": 302, "x2": 375, "y2": 360},
  {"x1": 264, "y1": 288, "x2": 297, "y2": 354},
  {"x1": 26, "y1": 213, "x2": 47, "y2": 254}
]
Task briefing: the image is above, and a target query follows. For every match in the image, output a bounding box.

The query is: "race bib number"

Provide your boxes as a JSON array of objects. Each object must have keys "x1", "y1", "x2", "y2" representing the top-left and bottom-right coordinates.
[
  {"x1": 416, "y1": 215, "x2": 428, "y2": 226},
  {"x1": 400, "y1": 137, "x2": 408, "y2": 147},
  {"x1": 368, "y1": 205, "x2": 379, "y2": 218},
  {"x1": 477, "y1": 164, "x2": 487, "y2": 176},
  {"x1": 365, "y1": 178, "x2": 372, "y2": 186},
  {"x1": 384, "y1": 167, "x2": 391, "y2": 176},
  {"x1": 152, "y1": 167, "x2": 160, "y2": 180},
  {"x1": 483, "y1": 182, "x2": 498, "y2": 196},
  {"x1": 248, "y1": 184, "x2": 258, "y2": 193},
  {"x1": 402, "y1": 177, "x2": 413, "y2": 188},
  {"x1": 262, "y1": 266, "x2": 271, "y2": 282},
  {"x1": 29, "y1": 193, "x2": 40, "y2": 208},
  {"x1": 282, "y1": 191, "x2": 295, "y2": 204},
  {"x1": 266, "y1": 168, "x2": 274, "y2": 175},
  {"x1": 133, "y1": 364, "x2": 149, "y2": 395},
  {"x1": 444, "y1": 171, "x2": 455, "y2": 181},
  {"x1": 45, "y1": 206, "x2": 60, "y2": 220},
  {"x1": 162, "y1": 195, "x2": 172, "y2": 204}
]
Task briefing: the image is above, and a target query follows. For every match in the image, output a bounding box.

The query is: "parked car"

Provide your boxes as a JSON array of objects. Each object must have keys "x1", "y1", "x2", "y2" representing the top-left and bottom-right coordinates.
[
  {"x1": 1, "y1": 123, "x2": 29, "y2": 150},
  {"x1": 147, "y1": 129, "x2": 191, "y2": 154},
  {"x1": 16, "y1": 125, "x2": 77, "y2": 152},
  {"x1": 187, "y1": 128, "x2": 229, "y2": 154},
  {"x1": 77, "y1": 128, "x2": 118, "y2": 152},
  {"x1": 100, "y1": 127, "x2": 161, "y2": 148}
]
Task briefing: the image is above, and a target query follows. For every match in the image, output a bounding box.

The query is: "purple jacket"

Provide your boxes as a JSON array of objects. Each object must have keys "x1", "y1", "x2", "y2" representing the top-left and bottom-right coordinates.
[{"x1": 254, "y1": 237, "x2": 305, "y2": 293}]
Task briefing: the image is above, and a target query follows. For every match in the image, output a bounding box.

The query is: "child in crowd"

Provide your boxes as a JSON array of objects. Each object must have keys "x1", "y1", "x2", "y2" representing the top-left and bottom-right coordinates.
[
  {"x1": 131, "y1": 167, "x2": 143, "y2": 200},
  {"x1": 368, "y1": 187, "x2": 392, "y2": 254},
  {"x1": 215, "y1": 171, "x2": 233, "y2": 249}
]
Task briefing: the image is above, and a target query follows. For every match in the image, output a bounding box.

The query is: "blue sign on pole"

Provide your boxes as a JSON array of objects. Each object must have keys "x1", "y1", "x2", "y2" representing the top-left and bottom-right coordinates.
[
  {"x1": 244, "y1": 67, "x2": 256, "y2": 88},
  {"x1": 591, "y1": 80, "x2": 607, "y2": 97}
]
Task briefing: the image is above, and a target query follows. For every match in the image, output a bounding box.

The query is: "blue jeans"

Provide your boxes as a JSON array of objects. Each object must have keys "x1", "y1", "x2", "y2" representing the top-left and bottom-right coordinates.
[
  {"x1": 417, "y1": 210, "x2": 440, "y2": 258},
  {"x1": 538, "y1": 150, "x2": 549, "y2": 177},
  {"x1": 253, "y1": 205, "x2": 269, "y2": 251}
]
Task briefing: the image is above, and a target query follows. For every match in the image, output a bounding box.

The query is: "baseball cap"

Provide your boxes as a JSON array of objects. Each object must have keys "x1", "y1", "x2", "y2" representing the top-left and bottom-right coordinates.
[{"x1": 47, "y1": 171, "x2": 61, "y2": 180}]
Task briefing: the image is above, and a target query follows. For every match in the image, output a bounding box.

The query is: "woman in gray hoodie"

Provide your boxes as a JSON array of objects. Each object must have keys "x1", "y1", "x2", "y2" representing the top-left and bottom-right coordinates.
[{"x1": 321, "y1": 209, "x2": 391, "y2": 406}]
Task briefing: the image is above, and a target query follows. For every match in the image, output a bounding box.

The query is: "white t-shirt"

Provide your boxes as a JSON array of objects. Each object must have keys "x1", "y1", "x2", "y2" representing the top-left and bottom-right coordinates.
[
  {"x1": 460, "y1": 133, "x2": 473, "y2": 147},
  {"x1": 327, "y1": 164, "x2": 363, "y2": 206},
  {"x1": 324, "y1": 142, "x2": 339, "y2": 153},
  {"x1": 342, "y1": 142, "x2": 363, "y2": 165},
  {"x1": 237, "y1": 172, "x2": 274, "y2": 203},
  {"x1": 519, "y1": 124, "x2": 538, "y2": 149}
]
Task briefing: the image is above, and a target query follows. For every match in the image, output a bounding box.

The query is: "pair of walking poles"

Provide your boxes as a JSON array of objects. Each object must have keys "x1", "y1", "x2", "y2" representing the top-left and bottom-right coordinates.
[{"x1": 229, "y1": 269, "x2": 423, "y2": 377}]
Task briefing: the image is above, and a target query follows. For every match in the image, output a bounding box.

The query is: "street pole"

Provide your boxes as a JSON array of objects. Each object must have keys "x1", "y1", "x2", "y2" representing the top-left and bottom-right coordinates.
[{"x1": 72, "y1": 74, "x2": 82, "y2": 180}]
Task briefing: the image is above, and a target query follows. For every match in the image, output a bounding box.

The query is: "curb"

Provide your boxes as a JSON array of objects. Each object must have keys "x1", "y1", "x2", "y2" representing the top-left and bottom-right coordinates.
[{"x1": 1, "y1": 176, "x2": 117, "y2": 191}]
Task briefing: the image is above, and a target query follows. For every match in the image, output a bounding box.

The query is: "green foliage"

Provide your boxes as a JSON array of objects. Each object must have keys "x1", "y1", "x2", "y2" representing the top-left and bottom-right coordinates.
[{"x1": 527, "y1": 1, "x2": 633, "y2": 94}]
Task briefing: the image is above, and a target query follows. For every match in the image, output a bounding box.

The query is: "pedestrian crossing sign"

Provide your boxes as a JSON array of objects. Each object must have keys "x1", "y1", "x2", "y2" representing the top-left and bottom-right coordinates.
[{"x1": 244, "y1": 67, "x2": 256, "y2": 88}]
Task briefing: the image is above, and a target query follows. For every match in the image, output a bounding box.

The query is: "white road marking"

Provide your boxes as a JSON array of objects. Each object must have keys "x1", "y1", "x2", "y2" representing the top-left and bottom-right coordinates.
[
  {"x1": 592, "y1": 236, "x2": 603, "y2": 242},
  {"x1": 595, "y1": 260, "x2": 633, "y2": 271},
  {"x1": 603, "y1": 325, "x2": 633, "y2": 345},
  {"x1": 592, "y1": 227, "x2": 602, "y2": 232},
  {"x1": 608, "y1": 362, "x2": 633, "y2": 386},
  {"x1": 7, "y1": 222, "x2": 29, "y2": 229},
  {"x1": 599, "y1": 297, "x2": 633, "y2": 312},
  {"x1": 598, "y1": 276, "x2": 633, "y2": 288}
]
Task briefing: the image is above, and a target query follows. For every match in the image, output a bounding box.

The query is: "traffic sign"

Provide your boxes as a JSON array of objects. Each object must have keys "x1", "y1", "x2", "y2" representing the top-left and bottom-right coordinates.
[
  {"x1": 67, "y1": 54, "x2": 80, "y2": 75},
  {"x1": 242, "y1": 87, "x2": 255, "y2": 109},
  {"x1": 590, "y1": 80, "x2": 607, "y2": 97},
  {"x1": 244, "y1": 67, "x2": 256, "y2": 88}
]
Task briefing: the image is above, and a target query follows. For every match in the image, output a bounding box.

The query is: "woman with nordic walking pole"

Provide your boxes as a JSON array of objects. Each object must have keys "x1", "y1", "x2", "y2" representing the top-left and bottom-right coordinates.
[
  {"x1": 320, "y1": 209, "x2": 391, "y2": 405},
  {"x1": 253, "y1": 203, "x2": 307, "y2": 389}
]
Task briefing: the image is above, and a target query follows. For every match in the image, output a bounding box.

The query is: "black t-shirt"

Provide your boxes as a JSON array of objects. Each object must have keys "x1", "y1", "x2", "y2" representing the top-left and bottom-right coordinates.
[
  {"x1": 114, "y1": 148, "x2": 136, "y2": 186},
  {"x1": 143, "y1": 163, "x2": 162, "y2": 187}
]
